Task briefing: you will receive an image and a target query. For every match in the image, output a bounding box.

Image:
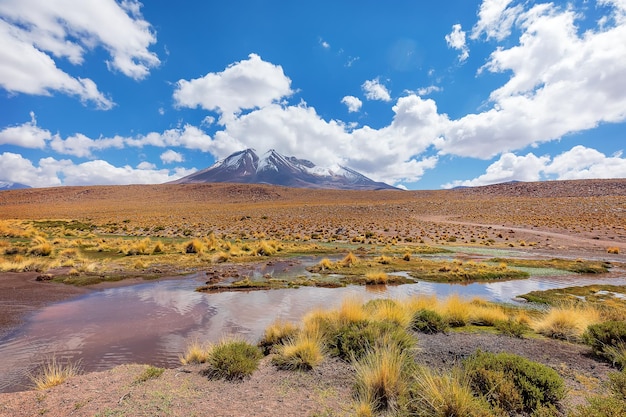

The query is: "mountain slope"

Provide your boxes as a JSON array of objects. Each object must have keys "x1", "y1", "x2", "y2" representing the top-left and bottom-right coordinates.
[
  {"x1": 171, "y1": 149, "x2": 399, "y2": 190},
  {"x1": 0, "y1": 181, "x2": 30, "y2": 191}
]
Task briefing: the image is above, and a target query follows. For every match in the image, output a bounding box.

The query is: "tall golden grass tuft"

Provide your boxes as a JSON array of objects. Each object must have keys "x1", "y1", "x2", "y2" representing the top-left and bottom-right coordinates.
[
  {"x1": 318, "y1": 258, "x2": 334, "y2": 270},
  {"x1": 364, "y1": 271, "x2": 388, "y2": 285},
  {"x1": 607, "y1": 247, "x2": 620, "y2": 254},
  {"x1": 470, "y1": 301, "x2": 509, "y2": 326},
  {"x1": 30, "y1": 356, "x2": 82, "y2": 390},
  {"x1": 183, "y1": 239, "x2": 204, "y2": 254},
  {"x1": 368, "y1": 300, "x2": 413, "y2": 329},
  {"x1": 258, "y1": 320, "x2": 299, "y2": 354},
  {"x1": 405, "y1": 295, "x2": 439, "y2": 314},
  {"x1": 408, "y1": 367, "x2": 493, "y2": 417},
  {"x1": 180, "y1": 339, "x2": 211, "y2": 365},
  {"x1": 341, "y1": 252, "x2": 359, "y2": 267},
  {"x1": 533, "y1": 304, "x2": 602, "y2": 341},
  {"x1": 354, "y1": 343, "x2": 410, "y2": 413},
  {"x1": 337, "y1": 298, "x2": 369, "y2": 325},
  {"x1": 272, "y1": 331, "x2": 324, "y2": 370},
  {"x1": 439, "y1": 294, "x2": 472, "y2": 327}
]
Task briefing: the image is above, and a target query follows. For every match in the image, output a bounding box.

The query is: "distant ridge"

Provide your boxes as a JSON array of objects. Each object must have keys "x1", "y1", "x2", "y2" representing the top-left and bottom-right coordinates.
[
  {"x1": 451, "y1": 179, "x2": 626, "y2": 198},
  {"x1": 171, "y1": 149, "x2": 399, "y2": 190},
  {"x1": 0, "y1": 181, "x2": 30, "y2": 191}
]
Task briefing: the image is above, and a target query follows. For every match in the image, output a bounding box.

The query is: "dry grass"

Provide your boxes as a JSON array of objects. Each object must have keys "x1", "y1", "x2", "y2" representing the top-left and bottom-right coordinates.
[
  {"x1": 30, "y1": 356, "x2": 82, "y2": 390},
  {"x1": 354, "y1": 343, "x2": 411, "y2": 414},
  {"x1": 438, "y1": 294, "x2": 473, "y2": 327},
  {"x1": 271, "y1": 331, "x2": 324, "y2": 370},
  {"x1": 179, "y1": 339, "x2": 211, "y2": 365},
  {"x1": 408, "y1": 367, "x2": 493, "y2": 417},
  {"x1": 533, "y1": 304, "x2": 602, "y2": 341}
]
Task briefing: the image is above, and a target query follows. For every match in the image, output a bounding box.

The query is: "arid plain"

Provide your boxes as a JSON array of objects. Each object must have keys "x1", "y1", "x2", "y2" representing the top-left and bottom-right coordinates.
[{"x1": 0, "y1": 179, "x2": 625, "y2": 417}]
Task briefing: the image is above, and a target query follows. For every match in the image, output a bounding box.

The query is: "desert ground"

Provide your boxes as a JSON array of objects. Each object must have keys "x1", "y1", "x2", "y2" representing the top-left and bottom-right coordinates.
[{"x1": 0, "y1": 179, "x2": 625, "y2": 416}]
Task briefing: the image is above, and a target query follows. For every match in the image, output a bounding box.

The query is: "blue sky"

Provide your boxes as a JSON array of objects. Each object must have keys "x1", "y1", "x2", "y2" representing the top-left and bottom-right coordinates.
[{"x1": 1, "y1": 0, "x2": 625, "y2": 190}]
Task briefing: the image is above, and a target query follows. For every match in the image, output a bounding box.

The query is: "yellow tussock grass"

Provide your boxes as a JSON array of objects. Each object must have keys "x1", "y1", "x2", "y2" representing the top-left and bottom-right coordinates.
[
  {"x1": 533, "y1": 304, "x2": 602, "y2": 341},
  {"x1": 439, "y1": 294, "x2": 472, "y2": 327},
  {"x1": 409, "y1": 367, "x2": 492, "y2": 417},
  {"x1": 272, "y1": 332, "x2": 324, "y2": 370},
  {"x1": 180, "y1": 339, "x2": 211, "y2": 365},
  {"x1": 354, "y1": 343, "x2": 409, "y2": 413},
  {"x1": 30, "y1": 356, "x2": 81, "y2": 390},
  {"x1": 337, "y1": 298, "x2": 368, "y2": 325}
]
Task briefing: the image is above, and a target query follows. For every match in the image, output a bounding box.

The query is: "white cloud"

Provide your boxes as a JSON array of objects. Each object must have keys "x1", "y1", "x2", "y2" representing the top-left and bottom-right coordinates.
[
  {"x1": 415, "y1": 86, "x2": 442, "y2": 96},
  {"x1": 362, "y1": 78, "x2": 391, "y2": 102},
  {"x1": 442, "y1": 146, "x2": 626, "y2": 188},
  {"x1": 0, "y1": 112, "x2": 53, "y2": 148},
  {"x1": 544, "y1": 145, "x2": 626, "y2": 179},
  {"x1": 341, "y1": 95, "x2": 363, "y2": 112},
  {"x1": 471, "y1": 0, "x2": 523, "y2": 41},
  {"x1": 173, "y1": 53, "x2": 294, "y2": 122},
  {"x1": 0, "y1": 152, "x2": 194, "y2": 187},
  {"x1": 445, "y1": 24, "x2": 469, "y2": 62},
  {"x1": 50, "y1": 133, "x2": 125, "y2": 158},
  {"x1": 0, "y1": 0, "x2": 158, "y2": 108},
  {"x1": 160, "y1": 149, "x2": 184, "y2": 164},
  {"x1": 137, "y1": 161, "x2": 156, "y2": 170},
  {"x1": 439, "y1": 2, "x2": 626, "y2": 158}
]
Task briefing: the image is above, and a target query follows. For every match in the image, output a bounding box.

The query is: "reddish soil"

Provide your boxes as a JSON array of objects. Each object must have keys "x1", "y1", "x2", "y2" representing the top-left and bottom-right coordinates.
[{"x1": 0, "y1": 179, "x2": 624, "y2": 416}]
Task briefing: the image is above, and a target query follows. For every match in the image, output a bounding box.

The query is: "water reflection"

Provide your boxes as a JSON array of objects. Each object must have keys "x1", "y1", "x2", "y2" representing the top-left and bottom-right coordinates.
[{"x1": 1, "y1": 269, "x2": 625, "y2": 392}]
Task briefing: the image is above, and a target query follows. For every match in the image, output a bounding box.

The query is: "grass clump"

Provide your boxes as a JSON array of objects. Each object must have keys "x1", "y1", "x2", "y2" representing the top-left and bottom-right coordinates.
[
  {"x1": 258, "y1": 320, "x2": 300, "y2": 355},
  {"x1": 533, "y1": 304, "x2": 601, "y2": 341},
  {"x1": 204, "y1": 339, "x2": 262, "y2": 381},
  {"x1": 440, "y1": 294, "x2": 472, "y2": 327},
  {"x1": 179, "y1": 339, "x2": 211, "y2": 365},
  {"x1": 406, "y1": 367, "x2": 494, "y2": 417},
  {"x1": 463, "y1": 351, "x2": 565, "y2": 415},
  {"x1": 411, "y1": 309, "x2": 448, "y2": 334},
  {"x1": 30, "y1": 356, "x2": 82, "y2": 390},
  {"x1": 134, "y1": 365, "x2": 165, "y2": 384},
  {"x1": 354, "y1": 343, "x2": 412, "y2": 414},
  {"x1": 271, "y1": 332, "x2": 324, "y2": 371},
  {"x1": 583, "y1": 321, "x2": 626, "y2": 369}
]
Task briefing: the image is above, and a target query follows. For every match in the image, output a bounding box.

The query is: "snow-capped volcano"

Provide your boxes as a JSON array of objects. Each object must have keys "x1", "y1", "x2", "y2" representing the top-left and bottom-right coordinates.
[{"x1": 171, "y1": 149, "x2": 398, "y2": 190}]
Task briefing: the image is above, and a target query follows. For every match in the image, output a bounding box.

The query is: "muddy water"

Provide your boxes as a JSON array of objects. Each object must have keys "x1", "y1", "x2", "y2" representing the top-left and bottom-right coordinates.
[{"x1": 1, "y1": 257, "x2": 625, "y2": 393}]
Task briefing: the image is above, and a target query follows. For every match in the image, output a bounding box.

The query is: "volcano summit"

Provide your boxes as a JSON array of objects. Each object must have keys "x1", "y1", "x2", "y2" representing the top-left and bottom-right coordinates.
[{"x1": 171, "y1": 149, "x2": 398, "y2": 190}]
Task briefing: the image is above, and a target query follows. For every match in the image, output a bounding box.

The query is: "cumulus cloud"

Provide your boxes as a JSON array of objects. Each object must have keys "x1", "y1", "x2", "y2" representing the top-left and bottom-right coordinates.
[
  {"x1": 439, "y1": 2, "x2": 626, "y2": 158},
  {"x1": 341, "y1": 95, "x2": 363, "y2": 112},
  {"x1": 0, "y1": 0, "x2": 158, "y2": 108},
  {"x1": 442, "y1": 146, "x2": 626, "y2": 188},
  {"x1": 0, "y1": 152, "x2": 194, "y2": 187},
  {"x1": 0, "y1": 112, "x2": 53, "y2": 148},
  {"x1": 173, "y1": 53, "x2": 294, "y2": 122},
  {"x1": 445, "y1": 24, "x2": 469, "y2": 62},
  {"x1": 160, "y1": 149, "x2": 184, "y2": 164},
  {"x1": 470, "y1": 0, "x2": 523, "y2": 41},
  {"x1": 362, "y1": 78, "x2": 391, "y2": 102}
]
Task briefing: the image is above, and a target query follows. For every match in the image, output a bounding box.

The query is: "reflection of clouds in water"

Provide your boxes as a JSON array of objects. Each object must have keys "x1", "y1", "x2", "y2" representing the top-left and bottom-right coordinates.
[
  {"x1": 136, "y1": 286, "x2": 205, "y2": 315},
  {"x1": 108, "y1": 280, "x2": 206, "y2": 315}
]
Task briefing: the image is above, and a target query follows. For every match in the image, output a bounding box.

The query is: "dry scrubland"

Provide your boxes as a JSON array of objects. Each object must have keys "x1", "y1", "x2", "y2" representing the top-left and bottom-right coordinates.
[{"x1": 0, "y1": 179, "x2": 626, "y2": 416}]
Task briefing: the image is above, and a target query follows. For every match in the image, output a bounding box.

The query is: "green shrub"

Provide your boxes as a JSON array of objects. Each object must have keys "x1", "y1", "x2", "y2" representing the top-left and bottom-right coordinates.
[
  {"x1": 327, "y1": 320, "x2": 414, "y2": 362},
  {"x1": 205, "y1": 340, "x2": 262, "y2": 381},
  {"x1": 570, "y1": 395, "x2": 626, "y2": 417},
  {"x1": 411, "y1": 309, "x2": 448, "y2": 334},
  {"x1": 495, "y1": 318, "x2": 529, "y2": 338},
  {"x1": 609, "y1": 369, "x2": 626, "y2": 401},
  {"x1": 583, "y1": 321, "x2": 626, "y2": 368},
  {"x1": 463, "y1": 351, "x2": 565, "y2": 415}
]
